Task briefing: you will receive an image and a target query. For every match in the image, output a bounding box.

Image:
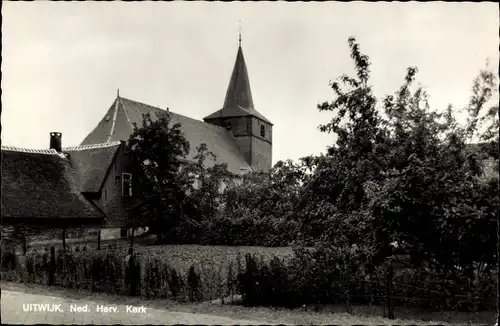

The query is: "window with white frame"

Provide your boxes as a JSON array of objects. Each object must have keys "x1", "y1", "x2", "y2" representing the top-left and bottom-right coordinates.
[
  {"x1": 260, "y1": 124, "x2": 265, "y2": 137},
  {"x1": 122, "y1": 173, "x2": 133, "y2": 196}
]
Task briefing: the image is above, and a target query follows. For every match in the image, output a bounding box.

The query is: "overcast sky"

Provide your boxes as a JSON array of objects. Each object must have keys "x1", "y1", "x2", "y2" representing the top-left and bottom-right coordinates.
[{"x1": 2, "y1": 2, "x2": 498, "y2": 163}]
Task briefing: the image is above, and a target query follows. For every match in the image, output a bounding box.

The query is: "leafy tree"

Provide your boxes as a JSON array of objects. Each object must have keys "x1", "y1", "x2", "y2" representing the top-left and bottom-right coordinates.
[
  {"x1": 306, "y1": 36, "x2": 498, "y2": 276},
  {"x1": 183, "y1": 143, "x2": 234, "y2": 222},
  {"x1": 125, "y1": 111, "x2": 193, "y2": 242}
]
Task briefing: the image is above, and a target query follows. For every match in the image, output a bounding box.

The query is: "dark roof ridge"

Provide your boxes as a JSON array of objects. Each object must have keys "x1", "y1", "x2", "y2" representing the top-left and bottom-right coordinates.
[
  {"x1": 119, "y1": 96, "x2": 233, "y2": 133},
  {"x1": 63, "y1": 141, "x2": 122, "y2": 152},
  {"x1": 1, "y1": 146, "x2": 58, "y2": 155}
]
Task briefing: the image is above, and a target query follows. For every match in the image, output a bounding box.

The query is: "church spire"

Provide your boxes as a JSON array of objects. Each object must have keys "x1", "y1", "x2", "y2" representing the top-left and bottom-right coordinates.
[
  {"x1": 238, "y1": 20, "x2": 242, "y2": 47},
  {"x1": 204, "y1": 33, "x2": 271, "y2": 125},
  {"x1": 222, "y1": 32, "x2": 254, "y2": 110}
]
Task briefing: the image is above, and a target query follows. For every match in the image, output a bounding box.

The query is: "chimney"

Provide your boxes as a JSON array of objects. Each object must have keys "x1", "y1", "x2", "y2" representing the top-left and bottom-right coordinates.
[{"x1": 49, "y1": 132, "x2": 62, "y2": 152}]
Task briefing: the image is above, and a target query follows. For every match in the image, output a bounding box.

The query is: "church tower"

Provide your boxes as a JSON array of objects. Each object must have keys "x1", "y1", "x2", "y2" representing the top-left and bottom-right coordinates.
[{"x1": 204, "y1": 36, "x2": 273, "y2": 172}]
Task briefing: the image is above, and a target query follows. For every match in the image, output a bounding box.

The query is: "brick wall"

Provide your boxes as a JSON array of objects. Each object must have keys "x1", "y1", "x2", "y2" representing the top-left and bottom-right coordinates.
[
  {"x1": 249, "y1": 117, "x2": 272, "y2": 171},
  {"x1": 250, "y1": 137, "x2": 272, "y2": 171},
  {"x1": 98, "y1": 146, "x2": 140, "y2": 228}
]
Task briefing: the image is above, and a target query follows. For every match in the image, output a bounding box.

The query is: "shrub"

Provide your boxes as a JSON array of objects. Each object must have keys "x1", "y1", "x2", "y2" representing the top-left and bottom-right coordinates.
[
  {"x1": 168, "y1": 268, "x2": 184, "y2": 299},
  {"x1": 163, "y1": 214, "x2": 300, "y2": 247},
  {"x1": 187, "y1": 265, "x2": 202, "y2": 302},
  {"x1": 235, "y1": 243, "x2": 497, "y2": 313}
]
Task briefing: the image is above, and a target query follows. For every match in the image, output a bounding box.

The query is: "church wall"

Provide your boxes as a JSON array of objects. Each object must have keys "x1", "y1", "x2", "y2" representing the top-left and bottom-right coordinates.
[
  {"x1": 249, "y1": 117, "x2": 272, "y2": 171},
  {"x1": 229, "y1": 117, "x2": 250, "y2": 136},
  {"x1": 204, "y1": 117, "x2": 250, "y2": 136},
  {"x1": 251, "y1": 137, "x2": 273, "y2": 171},
  {"x1": 250, "y1": 117, "x2": 273, "y2": 144}
]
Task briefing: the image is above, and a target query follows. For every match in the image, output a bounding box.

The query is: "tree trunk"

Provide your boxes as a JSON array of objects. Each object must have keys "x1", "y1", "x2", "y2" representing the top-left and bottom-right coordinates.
[{"x1": 23, "y1": 235, "x2": 27, "y2": 255}]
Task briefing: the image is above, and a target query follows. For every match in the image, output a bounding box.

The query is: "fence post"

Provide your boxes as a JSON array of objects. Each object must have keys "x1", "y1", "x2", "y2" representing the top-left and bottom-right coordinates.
[
  {"x1": 386, "y1": 259, "x2": 394, "y2": 320},
  {"x1": 97, "y1": 230, "x2": 101, "y2": 250},
  {"x1": 62, "y1": 228, "x2": 66, "y2": 252},
  {"x1": 23, "y1": 236, "x2": 27, "y2": 255},
  {"x1": 130, "y1": 228, "x2": 135, "y2": 248},
  {"x1": 48, "y1": 246, "x2": 56, "y2": 286}
]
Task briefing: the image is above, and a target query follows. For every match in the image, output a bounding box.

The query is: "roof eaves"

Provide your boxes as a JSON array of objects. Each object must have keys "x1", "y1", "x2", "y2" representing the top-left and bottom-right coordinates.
[
  {"x1": 205, "y1": 112, "x2": 273, "y2": 126},
  {"x1": 62, "y1": 141, "x2": 122, "y2": 152},
  {"x1": 1, "y1": 146, "x2": 58, "y2": 155}
]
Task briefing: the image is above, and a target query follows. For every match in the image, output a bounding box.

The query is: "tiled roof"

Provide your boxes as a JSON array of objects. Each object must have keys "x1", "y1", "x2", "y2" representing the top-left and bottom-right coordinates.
[
  {"x1": 1, "y1": 147, "x2": 105, "y2": 219},
  {"x1": 203, "y1": 45, "x2": 272, "y2": 125},
  {"x1": 63, "y1": 142, "x2": 122, "y2": 193},
  {"x1": 81, "y1": 96, "x2": 253, "y2": 174}
]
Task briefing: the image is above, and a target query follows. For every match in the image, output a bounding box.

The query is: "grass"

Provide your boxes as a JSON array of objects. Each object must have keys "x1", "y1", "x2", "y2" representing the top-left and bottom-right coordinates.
[{"x1": 1, "y1": 281, "x2": 494, "y2": 325}]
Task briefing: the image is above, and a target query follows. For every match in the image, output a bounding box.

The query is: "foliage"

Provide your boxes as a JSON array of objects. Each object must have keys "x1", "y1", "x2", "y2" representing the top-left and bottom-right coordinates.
[
  {"x1": 301, "y1": 37, "x2": 498, "y2": 275},
  {"x1": 182, "y1": 143, "x2": 235, "y2": 222},
  {"x1": 236, "y1": 246, "x2": 497, "y2": 312},
  {"x1": 161, "y1": 155, "x2": 310, "y2": 246},
  {"x1": 125, "y1": 111, "x2": 194, "y2": 240},
  {"x1": 1, "y1": 245, "x2": 242, "y2": 303},
  {"x1": 163, "y1": 214, "x2": 301, "y2": 247},
  {"x1": 223, "y1": 158, "x2": 314, "y2": 223}
]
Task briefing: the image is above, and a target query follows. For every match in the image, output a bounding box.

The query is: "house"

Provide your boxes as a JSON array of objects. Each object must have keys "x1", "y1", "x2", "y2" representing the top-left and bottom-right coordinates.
[
  {"x1": 1, "y1": 141, "x2": 106, "y2": 227},
  {"x1": 1, "y1": 132, "x2": 144, "y2": 241},
  {"x1": 61, "y1": 136, "x2": 142, "y2": 240},
  {"x1": 1, "y1": 139, "x2": 106, "y2": 249}
]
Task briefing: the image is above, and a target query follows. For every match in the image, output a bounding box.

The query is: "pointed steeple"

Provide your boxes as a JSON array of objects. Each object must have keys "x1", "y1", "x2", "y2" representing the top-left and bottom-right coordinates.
[
  {"x1": 222, "y1": 43, "x2": 254, "y2": 111},
  {"x1": 204, "y1": 36, "x2": 271, "y2": 125}
]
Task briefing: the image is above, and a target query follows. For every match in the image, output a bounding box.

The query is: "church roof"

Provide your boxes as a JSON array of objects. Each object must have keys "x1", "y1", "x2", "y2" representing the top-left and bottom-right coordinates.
[
  {"x1": 63, "y1": 142, "x2": 122, "y2": 193},
  {"x1": 81, "y1": 96, "x2": 253, "y2": 174},
  {"x1": 203, "y1": 45, "x2": 272, "y2": 125},
  {"x1": 1, "y1": 147, "x2": 105, "y2": 220}
]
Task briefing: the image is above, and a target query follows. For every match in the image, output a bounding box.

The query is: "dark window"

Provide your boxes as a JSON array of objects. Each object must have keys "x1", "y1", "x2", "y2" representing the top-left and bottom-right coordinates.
[
  {"x1": 260, "y1": 124, "x2": 265, "y2": 137},
  {"x1": 122, "y1": 173, "x2": 132, "y2": 196}
]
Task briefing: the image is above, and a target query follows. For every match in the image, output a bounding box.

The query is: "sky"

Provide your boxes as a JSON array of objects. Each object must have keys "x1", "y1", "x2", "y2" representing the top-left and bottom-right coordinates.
[{"x1": 2, "y1": 2, "x2": 498, "y2": 164}]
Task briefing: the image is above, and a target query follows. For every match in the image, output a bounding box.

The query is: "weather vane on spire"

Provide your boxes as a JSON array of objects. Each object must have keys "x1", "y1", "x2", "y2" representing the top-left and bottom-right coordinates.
[{"x1": 238, "y1": 20, "x2": 242, "y2": 46}]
